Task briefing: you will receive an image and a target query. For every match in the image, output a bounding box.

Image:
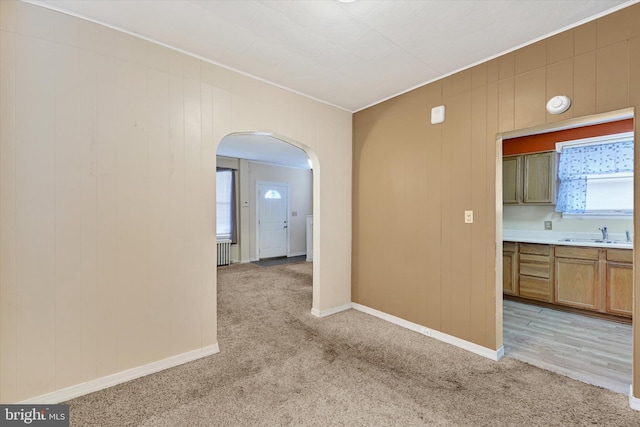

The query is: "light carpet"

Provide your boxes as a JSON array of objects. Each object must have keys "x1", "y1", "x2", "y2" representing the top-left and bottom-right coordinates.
[{"x1": 66, "y1": 262, "x2": 640, "y2": 426}]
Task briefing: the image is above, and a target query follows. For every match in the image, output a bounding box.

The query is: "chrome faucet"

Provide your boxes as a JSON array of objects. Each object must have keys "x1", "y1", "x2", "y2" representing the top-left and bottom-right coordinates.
[
  {"x1": 599, "y1": 226, "x2": 608, "y2": 240},
  {"x1": 626, "y1": 230, "x2": 632, "y2": 243}
]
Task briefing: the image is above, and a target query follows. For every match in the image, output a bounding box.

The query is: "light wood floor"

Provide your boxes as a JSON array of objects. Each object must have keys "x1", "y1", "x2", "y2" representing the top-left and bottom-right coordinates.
[{"x1": 503, "y1": 299, "x2": 632, "y2": 395}]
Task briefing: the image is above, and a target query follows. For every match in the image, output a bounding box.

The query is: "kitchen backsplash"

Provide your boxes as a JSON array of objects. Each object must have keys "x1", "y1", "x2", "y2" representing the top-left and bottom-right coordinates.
[{"x1": 503, "y1": 205, "x2": 633, "y2": 234}]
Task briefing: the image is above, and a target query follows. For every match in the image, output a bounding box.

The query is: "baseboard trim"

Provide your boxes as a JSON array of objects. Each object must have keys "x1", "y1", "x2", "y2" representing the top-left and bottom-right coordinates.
[
  {"x1": 496, "y1": 345, "x2": 505, "y2": 360},
  {"x1": 352, "y1": 303, "x2": 503, "y2": 361},
  {"x1": 630, "y1": 385, "x2": 640, "y2": 411},
  {"x1": 288, "y1": 252, "x2": 306, "y2": 257},
  {"x1": 18, "y1": 344, "x2": 220, "y2": 404},
  {"x1": 311, "y1": 302, "x2": 353, "y2": 318}
]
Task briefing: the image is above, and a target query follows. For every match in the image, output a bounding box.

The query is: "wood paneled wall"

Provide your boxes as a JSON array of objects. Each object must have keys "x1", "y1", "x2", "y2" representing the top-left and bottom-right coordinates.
[
  {"x1": 0, "y1": 1, "x2": 352, "y2": 403},
  {"x1": 353, "y1": 2, "x2": 640, "y2": 395}
]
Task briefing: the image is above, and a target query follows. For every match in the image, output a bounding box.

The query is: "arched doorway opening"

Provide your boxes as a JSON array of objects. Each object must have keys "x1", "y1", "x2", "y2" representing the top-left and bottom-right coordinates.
[{"x1": 215, "y1": 131, "x2": 320, "y2": 313}]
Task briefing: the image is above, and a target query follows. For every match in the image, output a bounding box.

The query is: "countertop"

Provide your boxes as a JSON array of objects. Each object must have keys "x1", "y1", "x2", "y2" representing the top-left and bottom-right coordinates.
[{"x1": 503, "y1": 229, "x2": 633, "y2": 249}]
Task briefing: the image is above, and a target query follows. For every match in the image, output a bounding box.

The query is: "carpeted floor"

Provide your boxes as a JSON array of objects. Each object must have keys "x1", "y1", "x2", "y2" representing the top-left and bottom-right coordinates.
[{"x1": 66, "y1": 262, "x2": 640, "y2": 426}]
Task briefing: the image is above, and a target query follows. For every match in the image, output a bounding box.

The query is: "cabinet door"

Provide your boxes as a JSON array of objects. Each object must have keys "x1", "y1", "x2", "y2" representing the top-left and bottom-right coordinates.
[
  {"x1": 503, "y1": 252, "x2": 518, "y2": 295},
  {"x1": 554, "y1": 257, "x2": 598, "y2": 310},
  {"x1": 502, "y1": 156, "x2": 522, "y2": 204},
  {"x1": 523, "y1": 152, "x2": 556, "y2": 204},
  {"x1": 606, "y1": 262, "x2": 632, "y2": 317}
]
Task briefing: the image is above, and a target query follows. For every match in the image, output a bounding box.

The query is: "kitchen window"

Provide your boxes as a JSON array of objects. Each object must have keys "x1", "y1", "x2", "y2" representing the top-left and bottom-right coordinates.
[{"x1": 555, "y1": 132, "x2": 634, "y2": 217}]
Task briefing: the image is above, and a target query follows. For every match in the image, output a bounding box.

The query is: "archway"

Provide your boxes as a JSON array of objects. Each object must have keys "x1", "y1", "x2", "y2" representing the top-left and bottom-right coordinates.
[{"x1": 215, "y1": 131, "x2": 321, "y2": 314}]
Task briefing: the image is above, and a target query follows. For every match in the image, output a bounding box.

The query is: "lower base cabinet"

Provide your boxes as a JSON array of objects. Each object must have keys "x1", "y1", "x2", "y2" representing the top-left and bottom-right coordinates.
[
  {"x1": 555, "y1": 258, "x2": 599, "y2": 310},
  {"x1": 606, "y1": 249, "x2": 633, "y2": 317},
  {"x1": 503, "y1": 242, "x2": 632, "y2": 319},
  {"x1": 503, "y1": 242, "x2": 518, "y2": 296},
  {"x1": 518, "y1": 244, "x2": 552, "y2": 302},
  {"x1": 554, "y1": 246, "x2": 600, "y2": 311}
]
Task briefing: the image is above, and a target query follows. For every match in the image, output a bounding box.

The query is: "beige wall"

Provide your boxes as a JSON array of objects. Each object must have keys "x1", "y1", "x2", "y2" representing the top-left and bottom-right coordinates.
[
  {"x1": 216, "y1": 156, "x2": 239, "y2": 170},
  {"x1": 0, "y1": 1, "x2": 351, "y2": 403},
  {"x1": 353, "y1": 2, "x2": 640, "y2": 395}
]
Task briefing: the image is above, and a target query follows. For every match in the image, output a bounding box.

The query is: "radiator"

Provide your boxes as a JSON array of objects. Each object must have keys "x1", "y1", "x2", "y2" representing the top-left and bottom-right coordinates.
[{"x1": 217, "y1": 240, "x2": 231, "y2": 266}]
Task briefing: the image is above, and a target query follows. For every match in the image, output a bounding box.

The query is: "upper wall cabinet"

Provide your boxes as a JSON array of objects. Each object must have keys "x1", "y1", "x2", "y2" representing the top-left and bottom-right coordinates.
[
  {"x1": 503, "y1": 156, "x2": 522, "y2": 204},
  {"x1": 503, "y1": 151, "x2": 557, "y2": 205}
]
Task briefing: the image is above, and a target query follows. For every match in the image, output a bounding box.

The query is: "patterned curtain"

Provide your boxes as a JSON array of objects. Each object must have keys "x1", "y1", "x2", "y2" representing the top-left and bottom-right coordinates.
[{"x1": 555, "y1": 141, "x2": 634, "y2": 213}]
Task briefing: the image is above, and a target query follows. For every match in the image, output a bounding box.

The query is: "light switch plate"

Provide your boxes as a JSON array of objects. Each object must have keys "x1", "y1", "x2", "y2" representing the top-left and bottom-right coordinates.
[
  {"x1": 464, "y1": 210, "x2": 473, "y2": 223},
  {"x1": 544, "y1": 221, "x2": 552, "y2": 230}
]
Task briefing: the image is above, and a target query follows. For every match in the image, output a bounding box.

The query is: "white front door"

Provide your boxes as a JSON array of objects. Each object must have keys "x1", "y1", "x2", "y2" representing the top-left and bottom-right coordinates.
[{"x1": 257, "y1": 182, "x2": 288, "y2": 259}]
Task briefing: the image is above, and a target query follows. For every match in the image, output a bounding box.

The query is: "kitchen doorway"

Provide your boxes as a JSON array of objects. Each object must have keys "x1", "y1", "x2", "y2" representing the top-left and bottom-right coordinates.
[{"x1": 498, "y1": 108, "x2": 635, "y2": 395}]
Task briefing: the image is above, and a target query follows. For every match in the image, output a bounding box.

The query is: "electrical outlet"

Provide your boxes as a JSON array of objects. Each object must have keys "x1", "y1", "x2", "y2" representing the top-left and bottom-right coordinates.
[{"x1": 544, "y1": 221, "x2": 552, "y2": 230}]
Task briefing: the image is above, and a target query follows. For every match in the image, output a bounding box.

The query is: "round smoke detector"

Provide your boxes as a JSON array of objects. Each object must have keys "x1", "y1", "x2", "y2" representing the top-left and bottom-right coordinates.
[{"x1": 546, "y1": 95, "x2": 571, "y2": 114}]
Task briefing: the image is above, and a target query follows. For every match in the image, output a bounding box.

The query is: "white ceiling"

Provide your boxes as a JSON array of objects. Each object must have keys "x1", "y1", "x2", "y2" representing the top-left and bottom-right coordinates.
[{"x1": 30, "y1": 0, "x2": 636, "y2": 166}]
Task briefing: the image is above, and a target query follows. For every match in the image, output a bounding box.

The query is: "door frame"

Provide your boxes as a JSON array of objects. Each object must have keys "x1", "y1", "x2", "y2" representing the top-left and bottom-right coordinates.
[
  {"x1": 496, "y1": 107, "x2": 635, "y2": 385},
  {"x1": 256, "y1": 180, "x2": 290, "y2": 260}
]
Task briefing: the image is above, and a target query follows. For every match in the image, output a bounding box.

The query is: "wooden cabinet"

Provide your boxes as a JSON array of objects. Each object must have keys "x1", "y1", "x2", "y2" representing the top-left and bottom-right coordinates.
[
  {"x1": 503, "y1": 242, "x2": 518, "y2": 296},
  {"x1": 606, "y1": 249, "x2": 633, "y2": 317},
  {"x1": 554, "y1": 246, "x2": 601, "y2": 311},
  {"x1": 518, "y1": 243, "x2": 552, "y2": 302},
  {"x1": 503, "y1": 151, "x2": 556, "y2": 205},
  {"x1": 502, "y1": 156, "x2": 522, "y2": 204},
  {"x1": 523, "y1": 152, "x2": 556, "y2": 204},
  {"x1": 503, "y1": 242, "x2": 632, "y2": 320}
]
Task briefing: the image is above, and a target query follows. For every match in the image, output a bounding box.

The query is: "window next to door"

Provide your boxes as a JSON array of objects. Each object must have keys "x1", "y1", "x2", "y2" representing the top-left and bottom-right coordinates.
[{"x1": 216, "y1": 168, "x2": 237, "y2": 242}]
